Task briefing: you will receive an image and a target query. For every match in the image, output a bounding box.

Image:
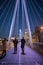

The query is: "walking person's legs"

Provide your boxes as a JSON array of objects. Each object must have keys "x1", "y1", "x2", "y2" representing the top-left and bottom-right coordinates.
[
  {"x1": 16, "y1": 47, "x2": 17, "y2": 53},
  {"x1": 21, "y1": 47, "x2": 25, "y2": 55},
  {"x1": 0, "y1": 50, "x2": 6, "y2": 59},
  {"x1": 21, "y1": 48, "x2": 24, "y2": 54},
  {"x1": 14, "y1": 46, "x2": 17, "y2": 54}
]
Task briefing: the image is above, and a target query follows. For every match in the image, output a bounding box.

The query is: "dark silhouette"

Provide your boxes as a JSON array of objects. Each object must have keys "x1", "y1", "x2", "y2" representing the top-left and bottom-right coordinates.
[
  {"x1": 13, "y1": 38, "x2": 18, "y2": 54},
  {"x1": 0, "y1": 38, "x2": 6, "y2": 59},
  {"x1": 21, "y1": 37, "x2": 26, "y2": 54},
  {"x1": 38, "y1": 32, "x2": 41, "y2": 42}
]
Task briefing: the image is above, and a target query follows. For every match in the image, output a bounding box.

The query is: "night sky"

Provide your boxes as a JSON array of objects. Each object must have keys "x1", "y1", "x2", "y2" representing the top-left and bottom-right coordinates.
[{"x1": 0, "y1": 0, "x2": 43, "y2": 38}]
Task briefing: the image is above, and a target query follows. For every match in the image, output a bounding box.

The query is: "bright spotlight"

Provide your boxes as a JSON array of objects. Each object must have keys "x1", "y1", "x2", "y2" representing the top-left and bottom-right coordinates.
[
  {"x1": 22, "y1": 0, "x2": 33, "y2": 47},
  {"x1": 8, "y1": 0, "x2": 19, "y2": 43}
]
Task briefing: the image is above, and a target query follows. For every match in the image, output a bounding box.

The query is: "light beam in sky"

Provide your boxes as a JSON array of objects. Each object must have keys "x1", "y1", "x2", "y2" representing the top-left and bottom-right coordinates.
[
  {"x1": 8, "y1": 0, "x2": 33, "y2": 48},
  {"x1": 8, "y1": 0, "x2": 19, "y2": 43},
  {"x1": 19, "y1": 29, "x2": 22, "y2": 39},
  {"x1": 29, "y1": 2, "x2": 38, "y2": 26},
  {"x1": 31, "y1": 0, "x2": 42, "y2": 22},
  {"x1": 5, "y1": 1, "x2": 15, "y2": 36},
  {"x1": 0, "y1": 1, "x2": 12, "y2": 32},
  {"x1": 23, "y1": 0, "x2": 33, "y2": 47},
  {"x1": 15, "y1": 0, "x2": 19, "y2": 36},
  {"x1": 0, "y1": 0, "x2": 11, "y2": 20},
  {"x1": 22, "y1": 0, "x2": 25, "y2": 37}
]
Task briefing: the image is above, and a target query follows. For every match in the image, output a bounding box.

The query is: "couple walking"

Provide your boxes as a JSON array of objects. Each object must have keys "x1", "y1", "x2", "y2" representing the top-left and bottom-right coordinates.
[{"x1": 13, "y1": 37, "x2": 26, "y2": 54}]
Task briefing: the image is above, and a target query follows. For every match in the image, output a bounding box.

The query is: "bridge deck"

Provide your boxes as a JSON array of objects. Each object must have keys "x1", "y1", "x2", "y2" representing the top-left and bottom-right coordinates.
[{"x1": 0, "y1": 43, "x2": 43, "y2": 65}]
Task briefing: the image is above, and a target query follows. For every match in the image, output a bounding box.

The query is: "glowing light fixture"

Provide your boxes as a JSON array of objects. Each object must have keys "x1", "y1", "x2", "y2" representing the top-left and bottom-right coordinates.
[{"x1": 40, "y1": 26, "x2": 43, "y2": 30}]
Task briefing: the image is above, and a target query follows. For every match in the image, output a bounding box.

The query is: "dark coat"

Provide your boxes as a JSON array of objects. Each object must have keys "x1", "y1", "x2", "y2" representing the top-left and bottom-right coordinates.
[
  {"x1": 2, "y1": 39, "x2": 6, "y2": 50},
  {"x1": 21, "y1": 38, "x2": 26, "y2": 48},
  {"x1": 13, "y1": 39, "x2": 18, "y2": 47}
]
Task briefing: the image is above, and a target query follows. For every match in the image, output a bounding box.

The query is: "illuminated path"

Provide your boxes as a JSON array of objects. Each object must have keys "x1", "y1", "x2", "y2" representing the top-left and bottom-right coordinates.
[{"x1": 0, "y1": 43, "x2": 43, "y2": 65}]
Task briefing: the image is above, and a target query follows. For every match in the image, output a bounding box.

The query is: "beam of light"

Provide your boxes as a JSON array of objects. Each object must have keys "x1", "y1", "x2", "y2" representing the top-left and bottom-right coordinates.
[
  {"x1": 27, "y1": 3, "x2": 35, "y2": 33},
  {"x1": 31, "y1": 0, "x2": 42, "y2": 23},
  {"x1": 29, "y1": 1, "x2": 39, "y2": 26},
  {"x1": 0, "y1": 0, "x2": 7, "y2": 9},
  {"x1": 8, "y1": 0, "x2": 19, "y2": 43},
  {"x1": 0, "y1": 0, "x2": 11, "y2": 20},
  {"x1": 34, "y1": 0, "x2": 43, "y2": 24},
  {"x1": 15, "y1": 1, "x2": 21, "y2": 65},
  {"x1": 23, "y1": 0, "x2": 33, "y2": 47},
  {"x1": 22, "y1": 0, "x2": 25, "y2": 37},
  {"x1": 0, "y1": 0, "x2": 12, "y2": 32},
  {"x1": 19, "y1": 30, "x2": 22, "y2": 65},
  {"x1": 28, "y1": 2, "x2": 35, "y2": 31},
  {"x1": 19, "y1": 29, "x2": 22, "y2": 39},
  {"x1": 34, "y1": 0, "x2": 43, "y2": 12},
  {"x1": 15, "y1": 1, "x2": 19, "y2": 37},
  {"x1": 5, "y1": 1, "x2": 15, "y2": 36}
]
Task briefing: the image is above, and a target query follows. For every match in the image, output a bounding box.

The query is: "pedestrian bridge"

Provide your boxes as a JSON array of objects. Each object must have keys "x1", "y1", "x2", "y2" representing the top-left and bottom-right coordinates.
[{"x1": 0, "y1": 43, "x2": 43, "y2": 65}]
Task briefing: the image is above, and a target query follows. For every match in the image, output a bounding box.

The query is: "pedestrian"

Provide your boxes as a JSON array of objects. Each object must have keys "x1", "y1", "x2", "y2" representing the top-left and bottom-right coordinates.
[
  {"x1": 13, "y1": 38, "x2": 18, "y2": 54},
  {"x1": 38, "y1": 32, "x2": 41, "y2": 42},
  {"x1": 21, "y1": 37, "x2": 26, "y2": 54},
  {"x1": 0, "y1": 38, "x2": 6, "y2": 59}
]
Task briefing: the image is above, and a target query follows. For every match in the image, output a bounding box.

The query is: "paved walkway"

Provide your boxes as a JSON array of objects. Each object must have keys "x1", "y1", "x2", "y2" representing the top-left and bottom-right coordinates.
[{"x1": 0, "y1": 42, "x2": 43, "y2": 65}]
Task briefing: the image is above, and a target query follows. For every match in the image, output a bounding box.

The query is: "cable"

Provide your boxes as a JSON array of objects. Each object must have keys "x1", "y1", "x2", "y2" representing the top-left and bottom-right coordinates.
[
  {"x1": 27, "y1": 2, "x2": 35, "y2": 33},
  {"x1": 34, "y1": 0, "x2": 43, "y2": 12},
  {"x1": 0, "y1": 0, "x2": 7, "y2": 9},
  {"x1": 15, "y1": 0, "x2": 20, "y2": 37},
  {"x1": 0, "y1": 0, "x2": 11, "y2": 20},
  {"x1": 30, "y1": 0, "x2": 42, "y2": 23},
  {"x1": 0, "y1": 0, "x2": 11, "y2": 31},
  {"x1": 23, "y1": 0, "x2": 33, "y2": 47},
  {"x1": 8, "y1": 0, "x2": 19, "y2": 43},
  {"x1": 4, "y1": 0, "x2": 15, "y2": 37},
  {"x1": 22, "y1": 0, "x2": 25, "y2": 37},
  {"x1": 29, "y1": 1, "x2": 39, "y2": 26}
]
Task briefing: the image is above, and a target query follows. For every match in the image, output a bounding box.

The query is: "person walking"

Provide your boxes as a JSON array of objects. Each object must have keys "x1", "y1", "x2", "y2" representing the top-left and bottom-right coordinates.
[
  {"x1": 0, "y1": 38, "x2": 7, "y2": 59},
  {"x1": 21, "y1": 37, "x2": 26, "y2": 54},
  {"x1": 13, "y1": 38, "x2": 18, "y2": 54}
]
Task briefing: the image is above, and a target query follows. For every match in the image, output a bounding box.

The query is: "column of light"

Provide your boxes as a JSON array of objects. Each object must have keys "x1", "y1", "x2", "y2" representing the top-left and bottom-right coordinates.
[
  {"x1": 8, "y1": 0, "x2": 19, "y2": 43},
  {"x1": 23, "y1": 0, "x2": 33, "y2": 47}
]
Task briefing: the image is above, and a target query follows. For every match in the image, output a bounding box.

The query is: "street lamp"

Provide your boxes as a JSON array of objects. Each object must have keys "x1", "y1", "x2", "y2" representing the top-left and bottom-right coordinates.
[{"x1": 40, "y1": 26, "x2": 43, "y2": 30}]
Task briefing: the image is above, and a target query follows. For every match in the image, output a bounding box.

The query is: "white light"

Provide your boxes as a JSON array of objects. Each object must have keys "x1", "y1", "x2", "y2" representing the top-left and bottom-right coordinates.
[
  {"x1": 8, "y1": 0, "x2": 19, "y2": 43},
  {"x1": 23, "y1": 0, "x2": 33, "y2": 47},
  {"x1": 19, "y1": 29, "x2": 22, "y2": 39},
  {"x1": 19, "y1": 29, "x2": 21, "y2": 32}
]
